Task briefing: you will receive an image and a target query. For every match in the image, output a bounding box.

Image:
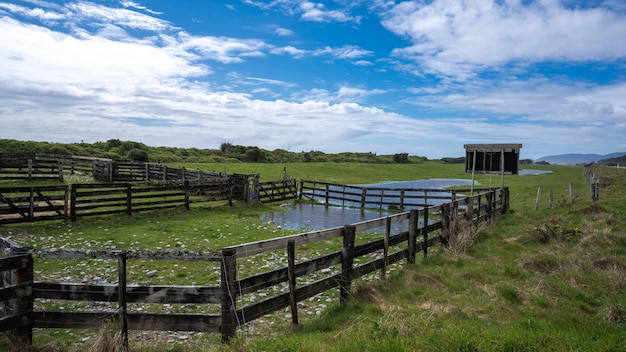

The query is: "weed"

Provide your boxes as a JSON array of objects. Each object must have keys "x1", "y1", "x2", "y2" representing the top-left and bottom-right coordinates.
[
  {"x1": 496, "y1": 284, "x2": 522, "y2": 305},
  {"x1": 447, "y1": 216, "x2": 478, "y2": 253},
  {"x1": 534, "y1": 223, "x2": 581, "y2": 243}
]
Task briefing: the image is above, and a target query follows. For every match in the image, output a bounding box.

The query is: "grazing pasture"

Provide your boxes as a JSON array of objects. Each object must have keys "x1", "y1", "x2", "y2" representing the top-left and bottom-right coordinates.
[{"x1": 1, "y1": 162, "x2": 624, "y2": 351}]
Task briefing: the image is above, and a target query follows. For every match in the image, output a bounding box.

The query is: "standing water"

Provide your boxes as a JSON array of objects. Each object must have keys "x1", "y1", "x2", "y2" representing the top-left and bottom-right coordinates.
[{"x1": 260, "y1": 178, "x2": 474, "y2": 231}]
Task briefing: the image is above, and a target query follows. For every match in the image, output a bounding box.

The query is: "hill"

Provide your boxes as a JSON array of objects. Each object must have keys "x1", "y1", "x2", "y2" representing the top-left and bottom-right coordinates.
[{"x1": 535, "y1": 152, "x2": 626, "y2": 164}]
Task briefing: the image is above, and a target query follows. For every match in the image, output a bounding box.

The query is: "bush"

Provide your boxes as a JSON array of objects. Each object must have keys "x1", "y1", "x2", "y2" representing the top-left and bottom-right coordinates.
[{"x1": 127, "y1": 148, "x2": 149, "y2": 162}]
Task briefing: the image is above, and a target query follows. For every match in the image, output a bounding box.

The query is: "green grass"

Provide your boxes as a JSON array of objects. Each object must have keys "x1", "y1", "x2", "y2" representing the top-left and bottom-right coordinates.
[{"x1": 1, "y1": 162, "x2": 625, "y2": 351}]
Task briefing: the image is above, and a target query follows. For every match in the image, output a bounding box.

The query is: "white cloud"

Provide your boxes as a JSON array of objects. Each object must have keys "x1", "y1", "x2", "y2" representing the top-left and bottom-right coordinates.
[
  {"x1": 382, "y1": 0, "x2": 626, "y2": 78},
  {"x1": 175, "y1": 32, "x2": 268, "y2": 63},
  {"x1": 299, "y1": 1, "x2": 360, "y2": 23},
  {"x1": 0, "y1": 2, "x2": 66, "y2": 20},
  {"x1": 66, "y1": 1, "x2": 173, "y2": 31},
  {"x1": 274, "y1": 27, "x2": 293, "y2": 36}
]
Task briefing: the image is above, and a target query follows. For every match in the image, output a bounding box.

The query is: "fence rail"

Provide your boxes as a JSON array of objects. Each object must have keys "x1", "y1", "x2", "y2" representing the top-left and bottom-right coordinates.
[
  {"x1": 299, "y1": 180, "x2": 488, "y2": 210},
  {"x1": 0, "y1": 186, "x2": 68, "y2": 224},
  {"x1": 257, "y1": 179, "x2": 298, "y2": 203},
  {"x1": 0, "y1": 187, "x2": 507, "y2": 347}
]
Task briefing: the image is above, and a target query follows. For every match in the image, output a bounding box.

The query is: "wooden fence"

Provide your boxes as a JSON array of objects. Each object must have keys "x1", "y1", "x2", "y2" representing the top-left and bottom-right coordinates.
[
  {"x1": 0, "y1": 186, "x2": 68, "y2": 224},
  {"x1": 257, "y1": 179, "x2": 298, "y2": 203},
  {"x1": 0, "y1": 154, "x2": 225, "y2": 184},
  {"x1": 93, "y1": 161, "x2": 225, "y2": 183},
  {"x1": 299, "y1": 180, "x2": 486, "y2": 210},
  {"x1": 0, "y1": 176, "x2": 253, "y2": 224},
  {"x1": 0, "y1": 187, "x2": 507, "y2": 347},
  {"x1": 0, "y1": 154, "x2": 110, "y2": 182}
]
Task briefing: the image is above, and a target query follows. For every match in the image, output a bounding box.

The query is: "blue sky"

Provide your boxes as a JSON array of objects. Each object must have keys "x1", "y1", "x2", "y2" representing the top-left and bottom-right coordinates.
[{"x1": 1, "y1": 0, "x2": 625, "y2": 159}]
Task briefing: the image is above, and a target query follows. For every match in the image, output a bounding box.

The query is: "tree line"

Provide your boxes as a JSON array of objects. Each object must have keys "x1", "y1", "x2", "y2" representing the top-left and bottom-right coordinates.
[{"x1": 0, "y1": 139, "x2": 437, "y2": 164}]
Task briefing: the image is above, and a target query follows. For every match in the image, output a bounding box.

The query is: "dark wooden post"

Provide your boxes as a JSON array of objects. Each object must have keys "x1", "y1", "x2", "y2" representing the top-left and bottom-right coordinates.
[
  {"x1": 339, "y1": 225, "x2": 356, "y2": 305},
  {"x1": 12, "y1": 249, "x2": 33, "y2": 347},
  {"x1": 408, "y1": 209, "x2": 418, "y2": 264},
  {"x1": 382, "y1": 216, "x2": 391, "y2": 278},
  {"x1": 503, "y1": 187, "x2": 509, "y2": 214},
  {"x1": 399, "y1": 190, "x2": 405, "y2": 211},
  {"x1": 220, "y1": 248, "x2": 237, "y2": 343},
  {"x1": 298, "y1": 180, "x2": 304, "y2": 200},
  {"x1": 70, "y1": 184, "x2": 77, "y2": 222},
  {"x1": 28, "y1": 187, "x2": 34, "y2": 222},
  {"x1": 487, "y1": 191, "x2": 493, "y2": 221},
  {"x1": 125, "y1": 184, "x2": 132, "y2": 216},
  {"x1": 464, "y1": 197, "x2": 472, "y2": 221},
  {"x1": 183, "y1": 181, "x2": 190, "y2": 210},
  {"x1": 325, "y1": 184, "x2": 330, "y2": 206},
  {"x1": 117, "y1": 251, "x2": 128, "y2": 350},
  {"x1": 58, "y1": 161, "x2": 63, "y2": 182},
  {"x1": 360, "y1": 189, "x2": 366, "y2": 208},
  {"x1": 440, "y1": 203, "x2": 450, "y2": 248},
  {"x1": 287, "y1": 240, "x2": 298, "y2": 324},
  {"x1": 422, "y1": 207, "x2": 429, "y2": 258}
]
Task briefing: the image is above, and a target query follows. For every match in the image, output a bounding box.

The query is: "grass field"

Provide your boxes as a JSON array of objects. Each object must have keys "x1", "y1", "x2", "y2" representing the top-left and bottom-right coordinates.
[{"x1": 1, "y1": 162, "x2": 624, "y2": 351}]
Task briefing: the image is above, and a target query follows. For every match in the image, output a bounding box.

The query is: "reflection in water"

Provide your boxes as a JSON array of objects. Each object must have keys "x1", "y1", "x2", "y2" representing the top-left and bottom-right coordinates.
[
  {"x1": 261, "y1": 203, "x2": 389, "y2": 231},
  {"x1": 261, "y1": 178, "x2": 474, "y2": 231}
]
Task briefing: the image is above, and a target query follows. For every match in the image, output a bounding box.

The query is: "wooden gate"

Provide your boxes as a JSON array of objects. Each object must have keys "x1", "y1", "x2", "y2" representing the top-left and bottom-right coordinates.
[{"x1": 0, "y1": 186, "x2": 68, "y2": 224}]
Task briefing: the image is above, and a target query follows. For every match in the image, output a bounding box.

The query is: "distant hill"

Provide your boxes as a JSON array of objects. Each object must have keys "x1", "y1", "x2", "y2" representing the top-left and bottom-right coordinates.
[{"x1": 535, "y1": 152, "x2": 626, "y2": 164}]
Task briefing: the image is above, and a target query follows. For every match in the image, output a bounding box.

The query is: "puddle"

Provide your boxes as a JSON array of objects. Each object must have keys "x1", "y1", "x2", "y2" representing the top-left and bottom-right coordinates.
[
  {"x1": 261, "y1": 203, "x2": 389, "y2": 231},
  {"x1": 519, "y1": 169, "x2": 553, "y2": 175},
  {"x1": 262, "y1": 178, "x2": 473, "y2": 231}
]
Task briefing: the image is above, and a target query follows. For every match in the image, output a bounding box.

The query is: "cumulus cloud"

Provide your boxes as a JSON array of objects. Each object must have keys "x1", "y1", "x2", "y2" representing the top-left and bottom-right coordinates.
[{"x1": 381, "y1": 0, "x2": 626, "y2": 78}]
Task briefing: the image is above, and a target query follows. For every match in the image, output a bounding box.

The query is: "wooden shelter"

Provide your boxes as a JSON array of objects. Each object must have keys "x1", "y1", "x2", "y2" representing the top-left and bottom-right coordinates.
[
  {"x1": 464, "y1": 144, "x2": 522, "y2": 175},
  {"x1": 464, "y1": 144, "x2": 522, "y2": 194}
]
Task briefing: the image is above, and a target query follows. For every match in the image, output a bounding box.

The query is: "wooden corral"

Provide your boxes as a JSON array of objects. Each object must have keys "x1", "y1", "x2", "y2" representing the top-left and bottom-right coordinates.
[{"x1": 1, "y1": 187, "x2": 508, "y2": 346}]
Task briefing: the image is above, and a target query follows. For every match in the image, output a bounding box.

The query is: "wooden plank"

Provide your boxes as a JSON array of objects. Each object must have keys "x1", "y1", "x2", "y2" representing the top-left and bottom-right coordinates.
[
  {"x1": 33, "y1": 282, "x2": 222, "y2": 304},
  {"x1": 0, "y1": 283, "x2": 31, "y2": 302},
  {"x1": 32, "y1": 248, "x2": 221, "y2": 261},
  {"x1": 0, "y1": 313, "x2": 31, "y2": 332},
  {"x1": 32, "y1": 312, "x2": 221, "y2": 332},
  {"x1": 237, "y1": 251, "x2": 341, "y2": 295},
  {"x1": 226, "y1": 227, "x2": 343, "y2": 258},
  {"x1": 0, "y1": 254, "x2": 30, "y2": 271}
]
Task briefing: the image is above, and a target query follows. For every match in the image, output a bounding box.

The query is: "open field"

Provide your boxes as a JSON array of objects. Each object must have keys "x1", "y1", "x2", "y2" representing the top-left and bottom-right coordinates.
[{"x1": 1, "y1": 162, "x2": 624, "y2": 351}]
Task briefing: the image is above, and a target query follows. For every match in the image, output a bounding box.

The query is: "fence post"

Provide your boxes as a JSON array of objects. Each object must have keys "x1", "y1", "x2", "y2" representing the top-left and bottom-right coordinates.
[
  {"x1": 183, "y1": 181, "x2": 190, "y2": 210},
  {"x1": 486, "y1": 191, "x2": 493, "y2": 221},
  {"x1": 117, "y1": 251, "x2": 129, "y2": 350},
  {"x1": 11, "y1": 249, "x2": 33, "y2": 347},
  {"x1": 382, "y1": 216, "x2": 391, "y2": 279},
  {"x1": 287, "y1": 240, "x2": 298, "y2": 325},
  {"x1": 440, "y1": 203, "x2": 450, "y2": 248},
  {"x1": 70, "y1": 184, "x2": 77, "y2": 222},
  {"x1": 126, "y1": 184, "x2": 132, "y2": 216},
  {"x1": 422, "y1": 207, "x2": 429, "y2": 258},
  {"x1": 501, "y1": 187, "x2": 509, "y2": 214},
  {"x1": 466, "y1": 196, "x2": 474, "y2": 222},
  {"x1": 535, "y1": 187, "x2": 541, "y2": 210},
  {"x1": 325, "y1": 184, "x2": 330, "y2": 206},
  {"x1": 340, "y1": 225, "x2": 356, "y2": 305},
  {"x1": 569, "y1": 182, "x2": 573, "y2": 204},
  {"x1": 27, "y1": 159, "x2": 32, "y2": 182},
  {"x1": 220, "y1": 248, "x2": 237, "y2": 343},
  {"x1": 58, "y1": 161, "x2": 63, "y2": 182},
  {"x1": 28, "y1": 187, "x2": 34, "y2": 222},
  {"x1": 408, "y1": 209, "x2": 418, "y2": 264}
]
